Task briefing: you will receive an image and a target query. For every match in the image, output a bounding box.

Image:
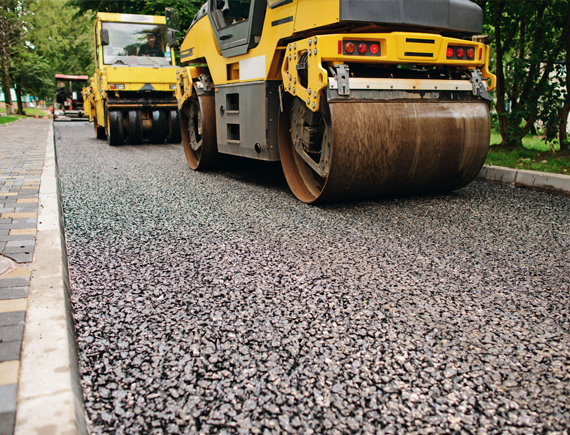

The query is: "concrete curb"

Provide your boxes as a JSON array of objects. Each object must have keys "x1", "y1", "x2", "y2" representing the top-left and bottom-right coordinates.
[
  {"x1": 477, "y1": 165, "x2": 570, "y2": 196},
  {"x1": 15, "y1": 121, "x2": 87, "y2": 434}
]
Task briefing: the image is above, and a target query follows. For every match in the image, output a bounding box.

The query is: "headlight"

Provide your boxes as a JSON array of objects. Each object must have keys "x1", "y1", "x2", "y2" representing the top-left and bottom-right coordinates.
[
  {"x1": 110, "y1": 84, "x2": 125, "y2": 90},
  {"x1": 169, "y1": 84, "x2": 176, "y2": 89}
]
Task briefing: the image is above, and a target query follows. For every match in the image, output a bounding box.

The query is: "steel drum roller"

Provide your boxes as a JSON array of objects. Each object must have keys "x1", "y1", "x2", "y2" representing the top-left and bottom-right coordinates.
[{"x1": 280, "y1": 97, "x2": 490, "y2": 203}]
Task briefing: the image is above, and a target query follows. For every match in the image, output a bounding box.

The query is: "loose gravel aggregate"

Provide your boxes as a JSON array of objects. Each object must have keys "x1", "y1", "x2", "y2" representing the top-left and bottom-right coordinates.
[{"x1": 55, "y1": 122, "x2": 570, "y2": 435}]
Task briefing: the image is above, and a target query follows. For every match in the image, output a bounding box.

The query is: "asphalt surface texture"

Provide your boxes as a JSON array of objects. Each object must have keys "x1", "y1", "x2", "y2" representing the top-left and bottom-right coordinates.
[{"x1": 55, "y1": 122, "x2": 570, "y2": 435}]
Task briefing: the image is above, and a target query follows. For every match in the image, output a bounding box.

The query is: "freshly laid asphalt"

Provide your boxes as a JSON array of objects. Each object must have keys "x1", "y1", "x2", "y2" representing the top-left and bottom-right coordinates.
[{"x1": 54, "y1": 121, "x2": 570, "y2": 434}]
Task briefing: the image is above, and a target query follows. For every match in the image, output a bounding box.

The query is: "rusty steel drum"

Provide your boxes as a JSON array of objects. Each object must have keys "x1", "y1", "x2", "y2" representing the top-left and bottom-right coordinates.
[
  {"x1": 279, "y1": 95, "x2": 490, "y2": 203},
  {"x1": 180, "y1": 90, "x2": 219, "y2": 170}
]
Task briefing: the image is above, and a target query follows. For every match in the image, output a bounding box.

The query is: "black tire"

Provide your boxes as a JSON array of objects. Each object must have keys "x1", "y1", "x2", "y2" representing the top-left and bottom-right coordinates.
[
  {"x1": 166, "y1": 110, "x2": 182, "y2": 143},
  {"x1": 125, "y1": 110, "x2": 143, "y2": 145},
  {"x1": 150, "y1": 110, "x2": 167, "y2": 144},
  {"x1": 106, "y1": 110, "x2": 124, "y2": 146},
  {"x1": 95, "y1": 118, "x2": 106, "y2": 140}
]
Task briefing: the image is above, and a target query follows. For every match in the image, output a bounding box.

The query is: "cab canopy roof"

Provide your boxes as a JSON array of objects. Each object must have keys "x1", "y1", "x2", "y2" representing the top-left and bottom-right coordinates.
[
  {"x1": 55, "y1": 74, "x2": 89, "y2": 81},
  {"x1": 95, "y1": 12, "x2": 166, "y2": 25}
]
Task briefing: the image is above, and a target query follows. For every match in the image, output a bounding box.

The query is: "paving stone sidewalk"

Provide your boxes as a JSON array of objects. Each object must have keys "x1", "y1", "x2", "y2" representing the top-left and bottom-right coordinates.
[{"x1": 0, "y1": 118, "x2": 50, "y2": 435}]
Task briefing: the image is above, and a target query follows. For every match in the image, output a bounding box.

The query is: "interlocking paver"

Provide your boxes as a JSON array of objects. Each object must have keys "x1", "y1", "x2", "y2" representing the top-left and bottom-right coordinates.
[
  {"x1": 0, "y1": 326, "x2": 23, "y2": 344},
  {"x1": 0, "y1": 384, "x2": 17, "y2": 412},
  {"x1": 0, "y1": 118, "x2": 49, "y2": 435},
  {"x1": 0, "y1": 361, "x2": 19, "y2": 386},
  {"x1": 0, "y1": 312, "x2": 25, "y2": 328},
  {"x1": 0, "y1": 289, "x2": 28, "y2": 300},
  {"x1": 0, "y1": 278, "x2": 30, "y2": 288},
  {"x1": 0, "y1": 343, "x2": 20, "y2": 363}
]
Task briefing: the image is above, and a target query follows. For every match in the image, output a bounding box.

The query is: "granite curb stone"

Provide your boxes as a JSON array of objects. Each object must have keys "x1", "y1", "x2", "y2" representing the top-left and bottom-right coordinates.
[
  {"x1": 14, "y1": 121, "x2": 88, "y2": 435},
  {"x1": 478, "y1": 164, "x2": 570, "y2": 195}
]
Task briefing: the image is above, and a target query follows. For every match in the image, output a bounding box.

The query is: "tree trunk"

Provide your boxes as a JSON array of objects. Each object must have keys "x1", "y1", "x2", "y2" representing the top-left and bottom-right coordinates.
[
  {"x1": 493, "y1": 1, "x2": 509, "y2": 146},
  {"x1": 1, "y1": 50, "x2": 14, "y2": 115},
  {"x1": 14, "y1": 79, "x2": 23, "y2": 115},
  {"x1": 559, "y1": 0, "x2": 570, "y2": 150}
]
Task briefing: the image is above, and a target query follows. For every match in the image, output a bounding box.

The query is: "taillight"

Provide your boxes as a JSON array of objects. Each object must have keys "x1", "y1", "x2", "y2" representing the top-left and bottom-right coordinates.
[
  {"x1": 338, "y1": 40, "x2": 342, "y2": 54},
  {"x1": 446, "y1": 48, "x2": 453, "y2": 58},
  {"x1": 343, "y1": 40, "x2": 380, "y2": 56},
  {"x1": 456, "y1": 48, "x2": 464, "y2": 58},
  {"x1": 466, "y1": 48, "x2": 475, "y2": 59},
  {"x1": 479, "y1": 48, "x2": 483, "y2": 59}
]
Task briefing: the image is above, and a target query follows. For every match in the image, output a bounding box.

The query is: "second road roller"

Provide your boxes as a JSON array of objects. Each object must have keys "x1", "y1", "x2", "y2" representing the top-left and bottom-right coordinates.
[
  {"x1": 83, "y1": 12, "x2": 181, "y2": 146},
  {"x1": 167, "y1": 0, "x2": 496, "y2": 203}
]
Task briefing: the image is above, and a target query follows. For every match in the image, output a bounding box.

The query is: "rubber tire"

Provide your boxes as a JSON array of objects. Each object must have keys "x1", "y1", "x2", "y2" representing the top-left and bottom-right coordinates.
[
  {"x1": 166, "y1": 110, "x2": 182, "y2": 143},
  {"x1": 150, "y1": 110, "x2": 167, "y2": 144},
  {"x1": 95, "y1": 119, "x2": 106, "y2": 140},
  {"x1": 125, "y1": 110, "x2": 143, "y2": 145},
  {"x1": 106, "y1": 110, "x2": 124, "y2": 146}
]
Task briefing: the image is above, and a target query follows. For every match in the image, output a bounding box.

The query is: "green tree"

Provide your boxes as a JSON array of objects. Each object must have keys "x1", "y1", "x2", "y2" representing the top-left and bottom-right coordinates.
[
  {"x1": 30, "y1": 0, "x2": 95, "y2": 77},
  {"x1": 477, "y1": 0, "x2": 568, "y2": 149},
  {"x1": 0, "y1": 0, "x2": 36, "y2": 114},
  {"x1": 66, "y1": 0, "x2": 204, "y2": 31},
  {"x1": 558, "y1": 1, "x2": 569, "y2": 149},
  {"x1": 1, "y1": 0, "x2": 94, "y2": 115}
]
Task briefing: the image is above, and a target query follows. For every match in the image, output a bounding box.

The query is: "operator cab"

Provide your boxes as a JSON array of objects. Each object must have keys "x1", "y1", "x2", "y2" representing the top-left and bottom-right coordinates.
[
  {"x1": 99, "y1": 22, "x2": 174, "y2": 67},
  {"x1": 208, "y1": 0, "x2": 267, "y2": 57}
]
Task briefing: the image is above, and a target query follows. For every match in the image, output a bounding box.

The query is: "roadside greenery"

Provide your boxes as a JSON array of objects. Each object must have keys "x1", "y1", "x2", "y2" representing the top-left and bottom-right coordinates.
[
  {"x1": 0, "y1": 0, "x2": 93, "y2": 115},
  {"x1": 0, "y1": 106, "x2": 50, "y2": 119},
  {"x1": 486, "y1": 131, "x2": 570, "y2": 175},
  {"x1": 66, "y1": 0, "x2": 204, "y2": 32},
  {"x1": 0, "y1": 115, "x2": 24, "y2": 124},
  {"x1": 475, "y1": 0, "x2": 569, "y2": 151}
]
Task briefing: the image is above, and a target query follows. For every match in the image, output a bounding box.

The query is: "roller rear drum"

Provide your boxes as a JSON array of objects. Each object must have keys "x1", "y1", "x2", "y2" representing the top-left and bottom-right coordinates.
[{"x1": 279, "y1": 95, "x2": 490, "y2": 203}]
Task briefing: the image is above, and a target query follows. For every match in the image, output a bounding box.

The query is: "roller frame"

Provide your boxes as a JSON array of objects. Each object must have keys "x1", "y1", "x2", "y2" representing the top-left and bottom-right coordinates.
[{"x1": 280, "y1": 33, "x2": 495, "y2": 112}]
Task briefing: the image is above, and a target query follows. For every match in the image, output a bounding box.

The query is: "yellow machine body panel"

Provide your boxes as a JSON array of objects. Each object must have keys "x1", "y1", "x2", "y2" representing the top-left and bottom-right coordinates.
[{"x1": 104, "y1": 66, "x2": 176, "y2": 92}]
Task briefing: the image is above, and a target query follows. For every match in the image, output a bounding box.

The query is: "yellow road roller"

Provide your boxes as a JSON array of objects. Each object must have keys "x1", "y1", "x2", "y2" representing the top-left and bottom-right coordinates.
[
  {"x1": 169, "y1": 0, "x2": 496, "y2": 202},
  {"x1": 83, "y1": 12, "x2": 181, "y2": 145}
]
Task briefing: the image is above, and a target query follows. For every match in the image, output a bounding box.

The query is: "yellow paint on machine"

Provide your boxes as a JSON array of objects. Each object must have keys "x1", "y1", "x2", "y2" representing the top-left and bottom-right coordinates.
[
  {"x1": 105, "y1": 66, "x2": 177, "y2": 91},
  {"x1": 82, "y1": 12, "x2": 178, "y2": 130},
  {"x1": 177, "y1": 0, "x2": 496, "y2": 98}
]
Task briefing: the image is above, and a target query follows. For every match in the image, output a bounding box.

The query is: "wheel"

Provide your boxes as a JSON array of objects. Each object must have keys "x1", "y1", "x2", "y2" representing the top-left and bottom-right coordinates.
[
  {"x1": 180, "y1": 91, "x2": 218, "y2": 170},
  {"x1": 106, "y1": 109, "x2": 124, "y2": 146},
  {"x1": 279, "y1": 94, "x2": 490, "y2": 203},
  {"x1": 95, "y1": 118, "x2": 106, "y2": 140},
  {"x1": 150, "y1": 110, "x2": 166, "y2": 144},
  {"x1": 279, "y1": 94, "x2": 332, "y2": 203},
  {"x1": 125, "y1": 110, "x2": 143, "y2": 145},
  {"x1": 166, "y1": 110, "x2": 182, "y2": 143}
]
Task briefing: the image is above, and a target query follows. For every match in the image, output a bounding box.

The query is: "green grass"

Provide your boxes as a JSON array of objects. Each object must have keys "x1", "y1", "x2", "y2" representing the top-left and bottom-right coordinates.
[
  {"x1": 0, "y1": 115, "x2": 26, "y2": 125},
  {"x1": 0, "y1": 107, "x2": 51, "y2": 117},
  {"x1": 486, "y1": 131, "x2": 570, "y2": 175}
]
